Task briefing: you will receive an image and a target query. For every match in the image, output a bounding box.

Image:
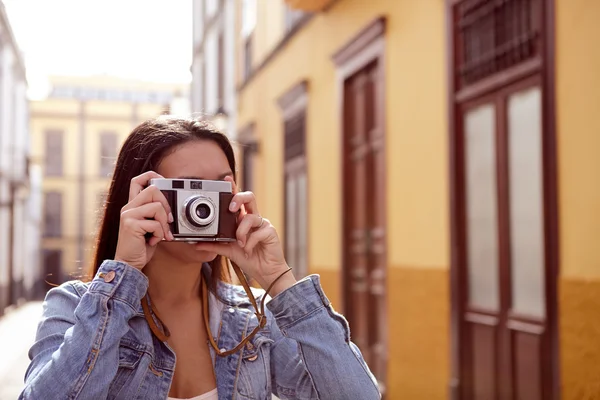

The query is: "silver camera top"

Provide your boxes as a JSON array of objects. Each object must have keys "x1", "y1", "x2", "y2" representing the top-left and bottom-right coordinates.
[{"x1": 149, "y1": 178, "x2": 232, "y2": 193}]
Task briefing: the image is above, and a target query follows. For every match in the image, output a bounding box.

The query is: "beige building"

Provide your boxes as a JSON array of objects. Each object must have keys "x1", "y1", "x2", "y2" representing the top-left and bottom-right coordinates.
[
  {"x1": 30, "y1": 75, "x2": 188, "y2": 286},
  {"x1": 0, "y1": 0, "x2": 39, "y2": 315}
]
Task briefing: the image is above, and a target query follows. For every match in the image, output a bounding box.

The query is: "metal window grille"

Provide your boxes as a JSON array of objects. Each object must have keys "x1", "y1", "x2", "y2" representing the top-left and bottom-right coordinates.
[{"x1": 455, "y1": 0, "x2": 540, "y2": 87}]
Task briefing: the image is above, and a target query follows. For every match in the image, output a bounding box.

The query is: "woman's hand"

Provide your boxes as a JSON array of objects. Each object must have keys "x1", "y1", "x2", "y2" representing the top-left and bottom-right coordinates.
[
  {"x1": 194, "y1": 177, "x2": 296, "y2": 296},
  {"x1": 114, "y1": 171, "x2": 175, "y2": 270}
]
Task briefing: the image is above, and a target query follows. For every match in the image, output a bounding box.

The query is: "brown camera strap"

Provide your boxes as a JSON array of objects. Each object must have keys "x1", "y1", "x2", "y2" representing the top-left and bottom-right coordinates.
[
  {"x1": 141, "y1": 260, "x2": 292, "y2": 358},
  {"x1": 202, "y1": 262, "x2": 292, "y2": 357},
  {"x1": 141, "y1": 292, "x2": 170, "y2": 342}
]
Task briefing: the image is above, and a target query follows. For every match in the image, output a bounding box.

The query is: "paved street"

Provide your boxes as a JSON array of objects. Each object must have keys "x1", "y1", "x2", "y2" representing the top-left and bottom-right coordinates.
[
  {"x1": 0, "y1": 301, "x2": 43, "y2": 400},
  {"x1": 0, "y1": 302, "x2": 281, "y2": 400}
]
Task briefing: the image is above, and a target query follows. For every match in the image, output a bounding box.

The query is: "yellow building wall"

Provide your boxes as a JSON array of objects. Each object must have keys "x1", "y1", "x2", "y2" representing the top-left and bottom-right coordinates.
[
  {"x1": 556, "y1": 1, "x2": 600, "y2": 398},
  {"x1": 254, "y1": 0, "x2": 286, "y2": 66},
  {"x1": 237, "y1": 0, "x2": 449, "y2": 398},
  {"x1": 81, "y1": 108, "x2": 134, "y2": 270},
  {"x1": 30, "y1": 103, "x2": 83, "y2": 276}
]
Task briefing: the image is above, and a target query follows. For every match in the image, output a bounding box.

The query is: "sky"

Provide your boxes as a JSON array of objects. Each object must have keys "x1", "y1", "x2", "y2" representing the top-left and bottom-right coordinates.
[{"x1": 3, "y1": 0, "x2": 193, "y2": 98}]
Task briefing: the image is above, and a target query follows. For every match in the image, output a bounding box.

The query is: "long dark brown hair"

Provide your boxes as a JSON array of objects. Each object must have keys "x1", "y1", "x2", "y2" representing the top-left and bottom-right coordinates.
[{"x1": 90, "y1": 116, "x2": 236, "y2": 284}]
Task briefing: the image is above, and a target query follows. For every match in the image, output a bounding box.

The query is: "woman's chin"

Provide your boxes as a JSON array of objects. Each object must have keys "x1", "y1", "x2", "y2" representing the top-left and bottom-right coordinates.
[
  {"x1": 158, "y1": 242, "x2": 218, "y2": 264},
  {"x1": 194, "y1": 250, "x2": 218, "y2": 262}
]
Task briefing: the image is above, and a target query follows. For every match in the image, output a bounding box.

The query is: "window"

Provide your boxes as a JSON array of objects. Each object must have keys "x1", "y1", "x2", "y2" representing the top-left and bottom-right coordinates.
[
  {"x1": 464, "y1": 103, "x2": 499, "y2": 310},
  {"x1": 278, "y1": 81, "x2": 308, "y2": 279},
  {"x1": 43, "y1": 249, "x2": 62, "y2": 291},
  {"x1": 284, "y1": 145, "x2": 307, "y2": 278},
  {"x1": 122, "y1": 90, "x2": 133, "y2": 102},
  {"x1": 100, "y1": 131, "x2": 117, "y2": 177},
  {"x1": 239, "y1": 125, "x2": 258, "y2": 192},
  {"x1": 241, "y1": 146, "x2": 255, "y2": 192},
  {"x1": 44, "y1": 192, "x2": 62, "y2": 237},
  {"x1": 44, "y1": 130, "x2": 63, "y2": 176},
  {"x1": 284, "y1": 112, "x2": 306, "y2": 160}
]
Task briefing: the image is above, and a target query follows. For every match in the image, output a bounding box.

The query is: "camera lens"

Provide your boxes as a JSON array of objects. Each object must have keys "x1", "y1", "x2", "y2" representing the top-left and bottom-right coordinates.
[
  {"x1": 184, "y1": 195, "x2": 216, "y2": 228},
  {"x1": 195, "y1": 203, "x2": 211, "y2": 220}
]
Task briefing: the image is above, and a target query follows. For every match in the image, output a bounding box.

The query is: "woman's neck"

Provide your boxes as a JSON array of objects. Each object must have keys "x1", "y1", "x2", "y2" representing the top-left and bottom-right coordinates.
[{"x1": 143, "y1": 251, "x2": 204, "y2": 307}]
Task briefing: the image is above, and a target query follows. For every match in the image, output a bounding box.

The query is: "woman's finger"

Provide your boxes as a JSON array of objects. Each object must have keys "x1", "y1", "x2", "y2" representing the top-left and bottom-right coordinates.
[
  {"x1": 224, "y1": 176, "x2": 247, "y2": 222},
  {"x1": 121, "y1": 202, "x2": 173, "y2": 241},
  {"x1": 136, "y1": 220, "x2": 165, "y2": 246},
  {"x1": 236, "y1": 213, "x2": 265, "y2": 247},
  {"x1": 128, "y1": 171, "x2": 164, "y2": 201},
  {"x1": 229, "y1": 191, "x2": 259, "y2": 215},
  {"x1": 123, "y1": 185, "x2": 174, "y2": 224},
  {"x1": 243, "y1": 226, "x2": 272, "y2": 256},
  {"x1": 193, "y1": 241, "x2": 240, "y2": 260},
  {"x1": 120, "y1": 217, "x2": 165, "y2": 246},
  {"x1": 224, "y1": 175, "x2": 239, "y2": 195}
]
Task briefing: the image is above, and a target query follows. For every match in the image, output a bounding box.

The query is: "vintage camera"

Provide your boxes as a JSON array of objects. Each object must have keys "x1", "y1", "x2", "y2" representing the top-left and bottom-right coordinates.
[{"x1": 149, "y1": 178, "x2": 238, "y2": 242}]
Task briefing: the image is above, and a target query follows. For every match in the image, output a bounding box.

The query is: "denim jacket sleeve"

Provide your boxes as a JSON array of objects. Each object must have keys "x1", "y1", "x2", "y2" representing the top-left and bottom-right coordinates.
[
  {"x1": 20, "y1": 260, "x2": 149, "y2": 400},
  {"x1": 265, "y1": 274, "x2": 381, "y2": 400}
]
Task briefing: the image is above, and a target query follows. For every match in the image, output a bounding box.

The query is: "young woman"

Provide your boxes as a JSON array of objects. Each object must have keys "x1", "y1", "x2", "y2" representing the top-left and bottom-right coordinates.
[{"x1": 20, "y1": 116, "x2": 381, "y2": 400}]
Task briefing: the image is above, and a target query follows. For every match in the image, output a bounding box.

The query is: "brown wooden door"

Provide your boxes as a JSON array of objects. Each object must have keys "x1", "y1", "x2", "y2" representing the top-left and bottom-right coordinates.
[
  {"x1": 458, "y1": 77, "x2": 554, "y2": 400},
  {"x1": 449, "y1": 0, "x2": 558, "y2": 398},
  {"x1": 342, "y1": 59, "x2": 387, "y2": 392}
]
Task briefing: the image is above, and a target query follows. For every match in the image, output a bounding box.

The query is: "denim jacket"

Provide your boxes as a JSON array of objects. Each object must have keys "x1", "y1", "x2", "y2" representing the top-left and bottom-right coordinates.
[{"x1": 19, "y1": 260, "x2": 381, "y2": 399}]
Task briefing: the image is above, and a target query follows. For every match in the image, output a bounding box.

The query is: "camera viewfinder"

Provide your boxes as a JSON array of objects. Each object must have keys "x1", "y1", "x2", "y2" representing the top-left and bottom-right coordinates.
[{"x1": 190, "y1": 181, "x2": 203, "y2": 190}]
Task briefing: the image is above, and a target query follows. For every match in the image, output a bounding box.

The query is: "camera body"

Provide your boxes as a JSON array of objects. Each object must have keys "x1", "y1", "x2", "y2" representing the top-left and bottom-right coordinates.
[{"x1": 149, "y1": 178, "x2": 238, "y2": 242}]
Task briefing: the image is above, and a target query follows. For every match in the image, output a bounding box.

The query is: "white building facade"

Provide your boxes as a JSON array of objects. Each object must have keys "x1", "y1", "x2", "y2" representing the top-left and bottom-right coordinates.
[
  {"x1": 191, "y1": 0, "x2": 237, "y2": 141},
  {"x1": 0, "y1": 1, "x2": 40, "y2": 315}
]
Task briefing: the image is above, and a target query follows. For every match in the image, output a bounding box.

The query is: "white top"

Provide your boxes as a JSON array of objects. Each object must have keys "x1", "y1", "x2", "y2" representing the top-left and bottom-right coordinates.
[
  {"x1": 168, "y1": 288, "x2": 261, "y2": 400},
  {"x1": 167, "y1": 387, "x2": 218, "y2": 400}
]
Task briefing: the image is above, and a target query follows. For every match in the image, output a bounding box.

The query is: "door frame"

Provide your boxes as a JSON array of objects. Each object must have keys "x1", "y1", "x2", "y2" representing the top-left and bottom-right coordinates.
[
  {"x1": 332, "y1": 16, "x2": 388, "y2": 394},
  {"x1": 446, "y1": 0, "x2": 559, "y2": 399}
]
